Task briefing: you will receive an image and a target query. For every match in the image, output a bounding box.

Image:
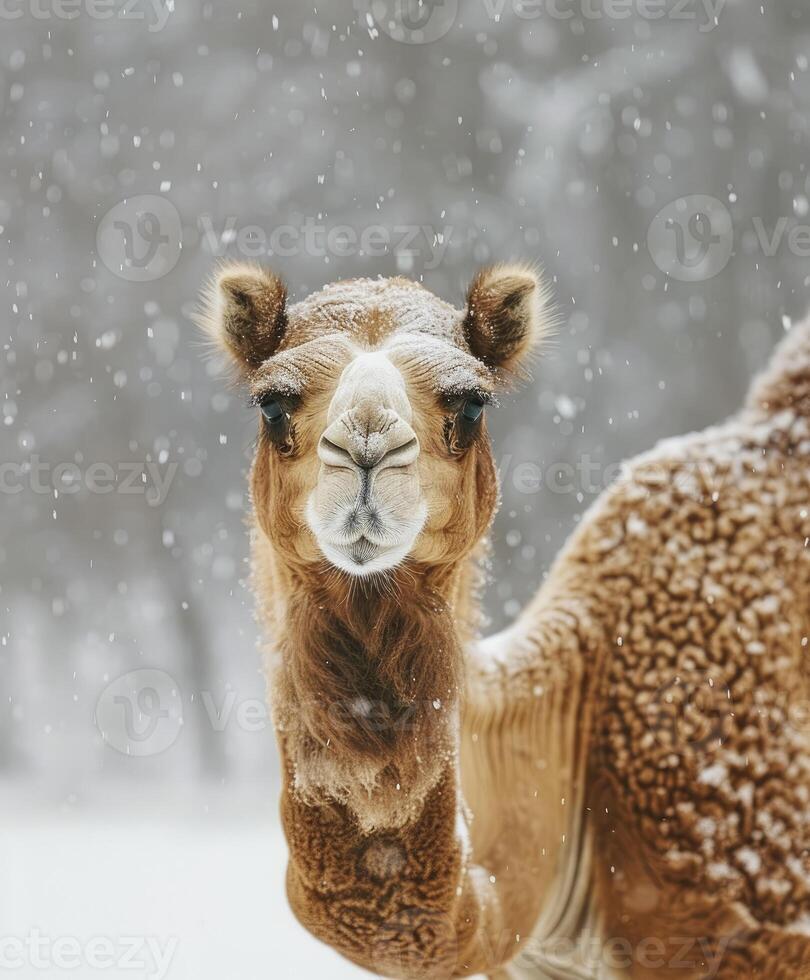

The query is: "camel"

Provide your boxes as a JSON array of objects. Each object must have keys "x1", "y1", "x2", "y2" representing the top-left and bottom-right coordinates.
[{"x1": 199, "y1": 262, "x2": 810, "y2": 979}]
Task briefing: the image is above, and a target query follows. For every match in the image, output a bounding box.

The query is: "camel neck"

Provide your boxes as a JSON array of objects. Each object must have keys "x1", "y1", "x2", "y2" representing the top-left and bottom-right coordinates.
[{"x1": 267, "y1": 561, "x2": 470, "y2": 832}]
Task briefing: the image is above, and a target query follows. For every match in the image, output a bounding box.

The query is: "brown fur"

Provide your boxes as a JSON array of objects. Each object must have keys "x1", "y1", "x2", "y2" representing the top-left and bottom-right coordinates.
[
  {"x1": 253, "y1": 395, "x2": 499, "y2": 829},
  {"x1": 273, "y1": 566, "x2": 462, "y2": 829},
  {"x1": 197, "y1": 263, "x2": 287, "y2": 375},
  {"x1": 463, "y1": 262, "x2": 555, "y2": 375},
  {"x1": 211, "y1": 266, "x2": 514, "y2": 832},
  {"x1": 202, "y1": 264, "x2": 810, "y2": 978}
]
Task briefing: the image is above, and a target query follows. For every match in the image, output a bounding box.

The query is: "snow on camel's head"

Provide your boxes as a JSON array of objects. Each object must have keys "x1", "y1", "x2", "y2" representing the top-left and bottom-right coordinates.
[{"x1": 199, "y1": 264, "x2": 553, "y2": 578}]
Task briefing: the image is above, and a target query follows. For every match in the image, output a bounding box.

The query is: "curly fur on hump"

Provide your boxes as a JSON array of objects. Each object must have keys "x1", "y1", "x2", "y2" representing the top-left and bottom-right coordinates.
[
  {"x1": 207, "y1": 262, "x2": 810, "y2": 978},
  {"x1": 575, "y1": 319, "x2": 810, "y2": 967}
]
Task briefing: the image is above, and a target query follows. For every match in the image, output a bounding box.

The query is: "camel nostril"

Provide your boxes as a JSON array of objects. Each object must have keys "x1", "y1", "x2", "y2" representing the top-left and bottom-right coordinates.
[
  {"x1": 317, "y1": 436, "x2": 355, "y2": 470},
  {"x1": 378, "y1": 436, "x2": 419, "y2": 471},
  {"x1": 354, "y1": 434, "x2": 419, "y2": 471},
  {"x1": 319, "y1": 422, "x2": 419, "y2": 473}
]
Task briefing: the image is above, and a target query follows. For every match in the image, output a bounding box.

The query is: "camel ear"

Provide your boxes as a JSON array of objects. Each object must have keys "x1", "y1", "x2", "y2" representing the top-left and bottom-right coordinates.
[
  {"x1": 463, "y1": 263, "x2": 553, "y2": 374},
  {"x1": 198, "y1": 263, "x2": 287, "y2": 375}
]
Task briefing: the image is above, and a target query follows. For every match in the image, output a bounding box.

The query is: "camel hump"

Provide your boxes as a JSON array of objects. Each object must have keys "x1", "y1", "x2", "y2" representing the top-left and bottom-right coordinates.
[{"x1": 746, "y1": 313, "x2": 810, "y2": 420}]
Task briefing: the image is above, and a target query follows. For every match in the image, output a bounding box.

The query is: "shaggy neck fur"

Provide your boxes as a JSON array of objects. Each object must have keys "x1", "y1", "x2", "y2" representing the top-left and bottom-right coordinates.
[
  {"x1": 267, "y1": 557, "x2": 473, "y2": 832},
  {"x1": 263, "y1": 541, "x2": 601, "y2": 972}
]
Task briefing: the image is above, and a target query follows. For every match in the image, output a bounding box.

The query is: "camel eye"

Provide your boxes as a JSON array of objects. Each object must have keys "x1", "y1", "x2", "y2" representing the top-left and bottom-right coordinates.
[
  {"x1": 259, "y1": 397, "x2": 294, "y2": 455},
  {"x1": 261, "y1": 399, "x2": 285, "y2": 425},
  {"x1": 461, "y1": 398, "x2": 485, "y2": 423}
]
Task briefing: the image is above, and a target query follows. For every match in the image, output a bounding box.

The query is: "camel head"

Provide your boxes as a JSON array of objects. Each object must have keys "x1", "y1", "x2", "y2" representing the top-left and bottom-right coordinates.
[
  {"x1": 200, "y1": 263, "x2": 552, "y2": 583},
  {"x1": 200, "y1": 264, "x2": 553, "y2": 828}
]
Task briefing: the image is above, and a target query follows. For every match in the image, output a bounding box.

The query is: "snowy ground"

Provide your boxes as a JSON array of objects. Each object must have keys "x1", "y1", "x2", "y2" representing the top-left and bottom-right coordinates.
[{"x1": 0, "y1": 784, "x2": 368, "y2": 979}]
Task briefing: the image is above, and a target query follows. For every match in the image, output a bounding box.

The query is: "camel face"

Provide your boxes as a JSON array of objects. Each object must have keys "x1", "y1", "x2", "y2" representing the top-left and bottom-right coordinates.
[
  {"x1": 296, "y1": 318, "x2": 501, "y2": 576},
  {"x1": 199, "y1": 263, "x2": 552, "y2": 577},
  {"x1": 304, "y1": 349, "x2": 426, "y2": 575}
]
